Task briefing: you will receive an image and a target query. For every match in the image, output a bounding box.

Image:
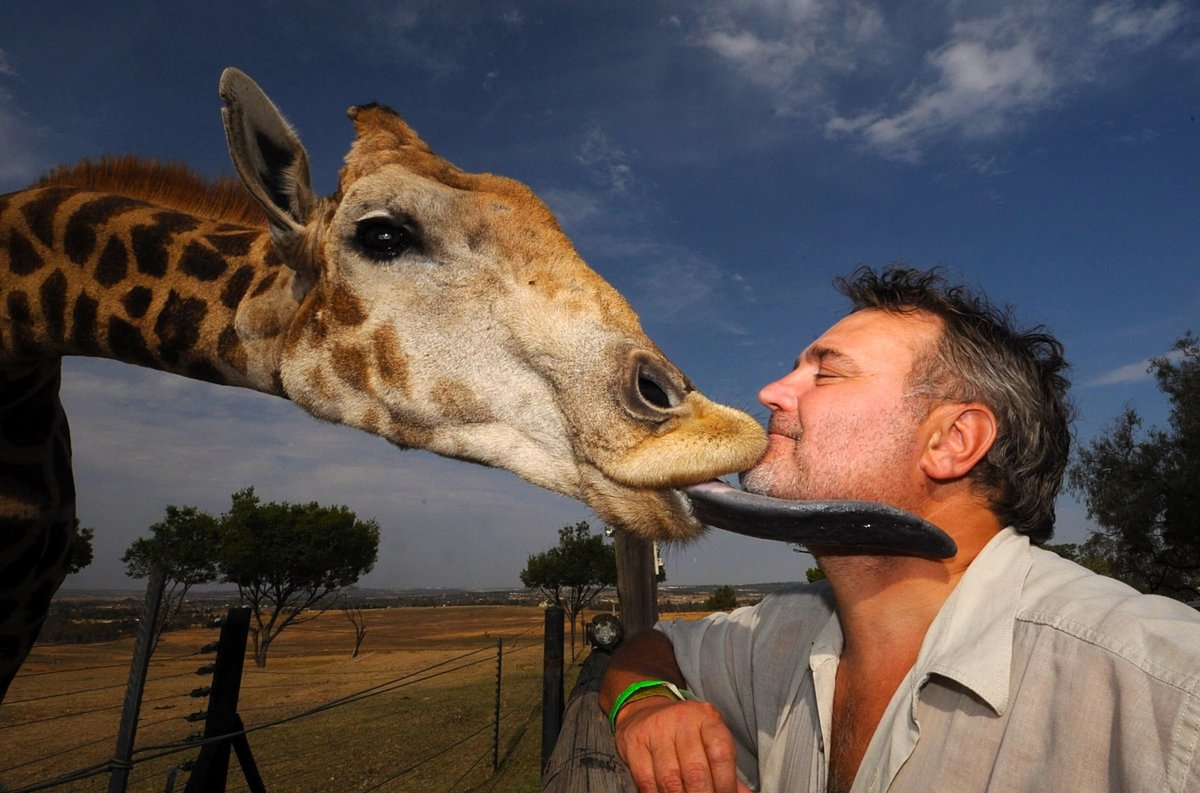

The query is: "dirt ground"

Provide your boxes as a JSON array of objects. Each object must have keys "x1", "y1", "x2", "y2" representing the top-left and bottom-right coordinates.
[{"x1": 0, "y1": 605, "x2": 582, "y2": 792}]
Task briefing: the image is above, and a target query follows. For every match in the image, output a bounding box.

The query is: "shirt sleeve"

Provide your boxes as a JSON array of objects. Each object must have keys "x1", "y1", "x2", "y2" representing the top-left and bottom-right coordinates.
[{"x1": 656, "y1": 605, "x2": 763, "y2": 760}]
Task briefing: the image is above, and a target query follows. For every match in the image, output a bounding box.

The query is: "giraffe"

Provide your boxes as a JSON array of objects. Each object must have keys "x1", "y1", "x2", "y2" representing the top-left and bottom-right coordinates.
[{"x1": 0, "y1": 68, "x2": 769, "y2": 700}]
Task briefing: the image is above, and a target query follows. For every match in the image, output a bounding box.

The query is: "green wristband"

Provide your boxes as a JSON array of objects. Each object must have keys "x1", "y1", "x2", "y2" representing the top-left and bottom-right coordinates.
[{"x1": 608, "y1": 679, "x2": 694, "y2": 732}]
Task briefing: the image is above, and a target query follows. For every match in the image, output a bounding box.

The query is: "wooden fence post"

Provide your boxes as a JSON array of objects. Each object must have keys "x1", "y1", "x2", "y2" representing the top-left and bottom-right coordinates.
[
  {"x1": 612, "y1": 530, "x2": 658, "y2": 637},
  {"x1": 108, "y1": 566, "x2": 167, "y2": 793},
  {"x1": 492, "y1": 637, "x2": 503, "y2": 771},
  {"x1": 541, "y1": 606, "x2": 565, "y2": 776}
]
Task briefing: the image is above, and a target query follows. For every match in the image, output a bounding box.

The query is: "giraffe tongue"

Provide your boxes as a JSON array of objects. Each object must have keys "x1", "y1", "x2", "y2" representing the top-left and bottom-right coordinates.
[{"x1": 683, "y1": 480, "x2": 957, "y2": 559}]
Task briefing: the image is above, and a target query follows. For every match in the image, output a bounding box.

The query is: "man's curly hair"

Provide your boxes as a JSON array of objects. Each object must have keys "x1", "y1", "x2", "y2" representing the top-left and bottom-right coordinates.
[{"x1": 835, "y1": 266, "x2": 1073, "y2": 543}]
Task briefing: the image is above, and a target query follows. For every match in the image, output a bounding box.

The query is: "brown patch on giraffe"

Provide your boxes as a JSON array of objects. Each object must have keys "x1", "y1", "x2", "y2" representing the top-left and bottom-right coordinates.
[
  {"x1": 8, "y1": 231, "x2": 46, "y2": 276},
  {"x1": 5, "y1": 292, "x2": 36, "y2": 354},
  {"x1": 221, "y1": 265, "x2": 255, "y2": 309},
  {"x1": 93, "y1": 237, "x2": 129, "y2": 287},
  {"x1": 38, "y1": 272, "x2": 68, "y2": 345},
  {"x1": 432, "y1": 377, "x2": 495, "y2": 424},
  {"x1": 371, "y1": 326, "x2": 410, "y2": 396},
  {"x1": 18, "y1": 187, "x2": 72, "y2": 250},
  {"x1": 217, "y1": 326, "x2": 247, "y2": 374},
  {"x1": 328, "y1": 287, "x2": 366, "y2": 327},
  {"x1": 331, "y1": 343, "x2": 370, "y2": 392},
  {"x1": 306, "y1": 365, "x2": 335, "y2": 401},
  {"x1": 70, "y1": 294, "x2": 100, "y2": 355},
  {"x1": 384, "y1": 412, "x2": 436, "y2": 450},
  {"x1": 107, "y1": 317, "x2": 156, "y2": 368},
  {"x1": 63, "y1": 195, "x2": 141, "y2": 266},
  {"x1": 131, "y1": 212, "x2": 201, "y2": 278},
  {"x1": 179, "y1": 241, "x2": 228, "y2": 282},
  {"x1": 123, "y1": 286, "x2": 153, "y2": 319},
  {"x1": 204, "y1": 230, "x2": 258, "y2": 258},
  {"x1": 251, "y1": 270, "x2": 278, "y2": 297},
  {"x1": 154, "y1": 291, "x2": 207, "y2": 364},
  {"x1": 361, "y1": 408, "x2": 382, "y2": 435}
]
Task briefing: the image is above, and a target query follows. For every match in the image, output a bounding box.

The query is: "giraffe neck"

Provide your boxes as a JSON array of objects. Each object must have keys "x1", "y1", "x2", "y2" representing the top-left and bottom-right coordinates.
[{"x1": 1, "y1": 181, "x2": 301, "y2": 395}]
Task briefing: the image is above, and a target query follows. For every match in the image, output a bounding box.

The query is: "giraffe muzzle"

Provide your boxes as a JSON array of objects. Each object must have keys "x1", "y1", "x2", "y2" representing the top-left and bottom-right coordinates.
[{"x1": 683, "y1": 480, "x2": 957, "y2": 559}]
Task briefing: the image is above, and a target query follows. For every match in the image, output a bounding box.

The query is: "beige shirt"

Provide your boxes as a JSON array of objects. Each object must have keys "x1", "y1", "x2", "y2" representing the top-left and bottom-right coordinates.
[{"x1": 658, "y1": 528, "x2": 1200, "y2": 792}]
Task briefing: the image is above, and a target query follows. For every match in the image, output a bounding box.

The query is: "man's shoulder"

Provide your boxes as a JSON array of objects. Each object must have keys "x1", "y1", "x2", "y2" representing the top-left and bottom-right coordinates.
[{"x1": 1016, "y1": 547, "x2": 1200, "y2": 692}]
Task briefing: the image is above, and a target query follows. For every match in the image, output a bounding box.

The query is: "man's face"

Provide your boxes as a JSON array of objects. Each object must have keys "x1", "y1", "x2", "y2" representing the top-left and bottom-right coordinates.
[{"x1": 742, "y1": 308, "x2": 942, "y2": 509}]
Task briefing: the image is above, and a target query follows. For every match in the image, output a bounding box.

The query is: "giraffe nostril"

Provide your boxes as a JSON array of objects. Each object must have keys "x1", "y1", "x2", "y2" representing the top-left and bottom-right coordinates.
[
  {"x1": 621, "y1": 350, "x2": 686, "y2": 421},
  {"x1": 637, "y1": 373, "x2": 673, "y2": 410}
]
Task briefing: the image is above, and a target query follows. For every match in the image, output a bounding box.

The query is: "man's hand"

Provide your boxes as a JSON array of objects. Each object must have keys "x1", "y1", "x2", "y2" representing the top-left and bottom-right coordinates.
[{"x1": 613, "y1": 695, "x2": 751, "y2": 793}]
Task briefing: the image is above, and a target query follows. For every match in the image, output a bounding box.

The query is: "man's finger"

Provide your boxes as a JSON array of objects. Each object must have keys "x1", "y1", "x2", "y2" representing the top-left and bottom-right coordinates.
[{"x1": 700, "y1": 718, "x2": 741, "y2": 793}]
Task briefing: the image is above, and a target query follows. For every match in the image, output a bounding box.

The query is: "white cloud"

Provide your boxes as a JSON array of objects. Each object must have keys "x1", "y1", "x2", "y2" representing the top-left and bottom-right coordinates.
[
  {"x1": 576, "y1": 125, "x2": 636, "y2": 193},
  {"x1": 1092, "y1": 1, "x2": 1185, "y2": 47},
  {"x1": 1084, "y1": 348, "x2": 1186, "y2": 387},
  {"x1": 691, "y1": 0, "x2": 1191, "y2": 162}
]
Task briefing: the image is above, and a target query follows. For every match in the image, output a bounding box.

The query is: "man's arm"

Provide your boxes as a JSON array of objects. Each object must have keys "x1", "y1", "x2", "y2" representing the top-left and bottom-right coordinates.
[{"x1": 602, "y1": 629, "x2": 751, "y2": 793}]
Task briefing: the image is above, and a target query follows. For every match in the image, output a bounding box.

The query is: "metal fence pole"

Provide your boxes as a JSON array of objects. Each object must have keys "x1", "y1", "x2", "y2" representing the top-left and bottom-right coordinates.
[{"x1": 108, "y1": 566, "x2": 167, "y2": 793}]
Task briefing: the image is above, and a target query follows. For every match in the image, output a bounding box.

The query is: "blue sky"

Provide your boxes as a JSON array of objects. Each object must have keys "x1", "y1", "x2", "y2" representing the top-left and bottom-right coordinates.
[{"x1": 3, "y1": 1, "x2": 1197, "y2": 590}]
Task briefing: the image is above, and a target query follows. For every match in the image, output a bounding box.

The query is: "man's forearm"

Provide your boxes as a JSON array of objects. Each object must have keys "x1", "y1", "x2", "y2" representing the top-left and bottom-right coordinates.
[{"x1": 600, "y1": 628, "x2": 688, "y2": 715}]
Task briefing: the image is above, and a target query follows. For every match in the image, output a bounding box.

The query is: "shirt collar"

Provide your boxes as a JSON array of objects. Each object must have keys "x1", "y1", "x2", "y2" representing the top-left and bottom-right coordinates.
[{"x1": 912, "y1": 527, "x2": 1033, "y2": 716}]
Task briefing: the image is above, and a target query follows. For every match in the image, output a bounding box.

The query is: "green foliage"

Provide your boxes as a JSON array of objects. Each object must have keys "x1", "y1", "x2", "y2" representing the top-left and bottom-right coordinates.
[
  {"x1": 66, "y1": 519, "x2": 94, "y2": 575},
  {"x1": 121, "y1": 505, "x2": 221, "y2": 653},
  {"x1": 1068, "y1": 333, "x2": 1200, "y2": 598},
  {"x1": 705, "y1": 584, "x2": 739, "y2": 611},
  {"x1": 520, "y1": 521, "x2": 617, "y2": 658},
  {"x1": 805, "y1": 567, "x2": 827, "y2": 583},
  {"x1": 219, "y1": 487, "x2": 380, "y2": 666},
  {"x1": 122, "y1": 505, "x2": 221, "y2": 585}
]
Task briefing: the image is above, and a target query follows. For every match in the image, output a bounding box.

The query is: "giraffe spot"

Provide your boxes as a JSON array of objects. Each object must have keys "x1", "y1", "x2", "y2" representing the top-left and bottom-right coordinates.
[
  {"x1": 8, "y1": 231, "x2": 46, "y2": 276},
  {"x1": 372, "y1": 326, "x2": 410, "y2": 395},
  {"x1": 179, "y1": 241, "x2": 229, "y2": 281},
  {"x1": 307, "y1": 366, "x2": 334, "y2": 400},
  {"x1": 39, "y1": 271, "x2": 68, "y2": 344},
  {"x1": 361, "y1": 408, "x2": 383, "y2": 434},
  {"x1": 433, "y1": 378, "x2": 495, "y2": 424},
  {"x1": 217, "y1": 326, "x2": 247, "y2": 373},
  {"x1": 331, "y1": 343, "x2": 370, "y2": 392},
  {"x1": 63, "y1": 195, "x2": 140, "y2": 266},
  {"x1": 154, "y1": 291, "x2": 207, "y2": 362},
  {"x1": 94, "y1": 237, "x2": 129, "y2": 287},
  {"x1": 131, "y1": 225, "x2": 169, "y2": 277},
  {"x1": 251, "y1": 270, "x2": 278, "y2": 297},
  {"x1": 19, "y1": 187, "x2": 72, "y2": 249},
  {"x1": 186, "y1": 361, "x2": 226, "y2": 384},
  {"x1": 221, "y1": 265, "x2": 255, "y2": 309},
  {"x1": 107, "y1": 317, "x2": 157, "y2": 368},
  {"x1": 70, "y1": 294, "x2": 100, "y2": 355},
  {"x1": 123, "y1": 286, "x2": 153, "y2": 319},
  {"x1": 328, "y1": 287, "x2": 366, "y2": 326},
  {"x1": 131, "y1": 212, "x2": 200, "y2": 278},
  {"x1": 6, "y1": 292, "x2": 37, "y2": 353},
  {"x1": 205, "y1": 230, "x2": 258, "y2": 257}
]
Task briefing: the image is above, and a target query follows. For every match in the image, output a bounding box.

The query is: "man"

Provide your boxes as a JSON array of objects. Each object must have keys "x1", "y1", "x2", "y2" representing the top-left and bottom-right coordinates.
[{"x1": 600, "y1": 267, "x2": 1200, "y2": 793}]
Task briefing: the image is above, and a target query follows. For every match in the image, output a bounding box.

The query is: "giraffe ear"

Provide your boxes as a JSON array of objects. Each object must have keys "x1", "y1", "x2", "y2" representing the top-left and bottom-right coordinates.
[{"x1": 219, "y1": 68, "x2": 317, "y2": 246}]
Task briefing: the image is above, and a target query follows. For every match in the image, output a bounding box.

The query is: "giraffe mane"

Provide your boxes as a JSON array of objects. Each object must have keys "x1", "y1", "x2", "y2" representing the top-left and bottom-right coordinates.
[{"x1": 35, "y1": 156, "x2": 267, "y2": 228}]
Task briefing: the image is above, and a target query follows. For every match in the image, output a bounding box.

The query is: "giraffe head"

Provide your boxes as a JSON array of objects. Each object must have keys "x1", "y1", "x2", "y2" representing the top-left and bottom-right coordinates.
[{"x1": 219, "y1": 68, "x2": 766, "y2": 540}]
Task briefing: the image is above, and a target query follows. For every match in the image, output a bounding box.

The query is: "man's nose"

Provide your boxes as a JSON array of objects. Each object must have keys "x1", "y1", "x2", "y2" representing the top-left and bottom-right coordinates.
[{"x1": 759, "y1": 372, "x2": 800, "y2": 414}]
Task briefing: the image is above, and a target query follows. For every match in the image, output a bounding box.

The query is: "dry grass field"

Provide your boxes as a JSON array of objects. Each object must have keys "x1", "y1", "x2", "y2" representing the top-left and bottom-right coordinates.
[{"x1": 0, "y1": 604, "x2": 604, "y2": 793}]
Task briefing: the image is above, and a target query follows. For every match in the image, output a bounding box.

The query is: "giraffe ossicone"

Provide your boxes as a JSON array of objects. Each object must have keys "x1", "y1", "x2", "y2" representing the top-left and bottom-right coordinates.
[{"x1": 0, "y1": 68, "x2": 767, "y2": 699}]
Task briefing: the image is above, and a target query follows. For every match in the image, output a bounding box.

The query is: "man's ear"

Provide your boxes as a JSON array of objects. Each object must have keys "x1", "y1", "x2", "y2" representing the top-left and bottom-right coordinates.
[{"x1": 920, "y1": 403, "x2": 997, "y2": 481}]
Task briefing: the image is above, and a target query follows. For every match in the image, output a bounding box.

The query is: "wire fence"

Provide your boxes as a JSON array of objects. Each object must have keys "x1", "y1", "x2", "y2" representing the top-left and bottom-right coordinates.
[{"x1": 1, "y1": 605, "x2": 563, "y2": 792}]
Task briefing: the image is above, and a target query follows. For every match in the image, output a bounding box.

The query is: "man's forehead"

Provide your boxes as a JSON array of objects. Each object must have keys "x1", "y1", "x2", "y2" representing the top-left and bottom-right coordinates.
[{"x1": 802, "y1": 309, "x2": 941, "y2": 364}]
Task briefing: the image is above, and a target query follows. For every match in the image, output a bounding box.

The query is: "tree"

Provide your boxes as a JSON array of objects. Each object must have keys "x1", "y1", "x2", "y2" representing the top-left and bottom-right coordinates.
[
  {"x1": 122, "y1": 506, "x2": 220, "y2": 653},
  {"x1": 218, "y1": 488, "x2": 380, "y2": 667},
  {"x1": 520, "y1": 521, "x2": 618, "y2": 660},
  {"x1": 1068, "y1": 333, "x2": 1200, "y2": 599},
  {"x1": 805, "y1": 567, "x2": 827, "y2": 583},
  {"x1": 705, "y1": 585, "x2": 738, "y2": 611},
  {"x1": 66, "y1": 519, "x2": 94, "y2": 575},
  {"x1": 341, "y1": 594, "x2": 369, "y2": 658}
]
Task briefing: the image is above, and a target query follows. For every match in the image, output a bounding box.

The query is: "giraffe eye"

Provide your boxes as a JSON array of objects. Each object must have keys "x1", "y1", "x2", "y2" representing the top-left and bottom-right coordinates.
[{"x1": 354, "y1": 218, "x2": 421, "y2": 260}]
